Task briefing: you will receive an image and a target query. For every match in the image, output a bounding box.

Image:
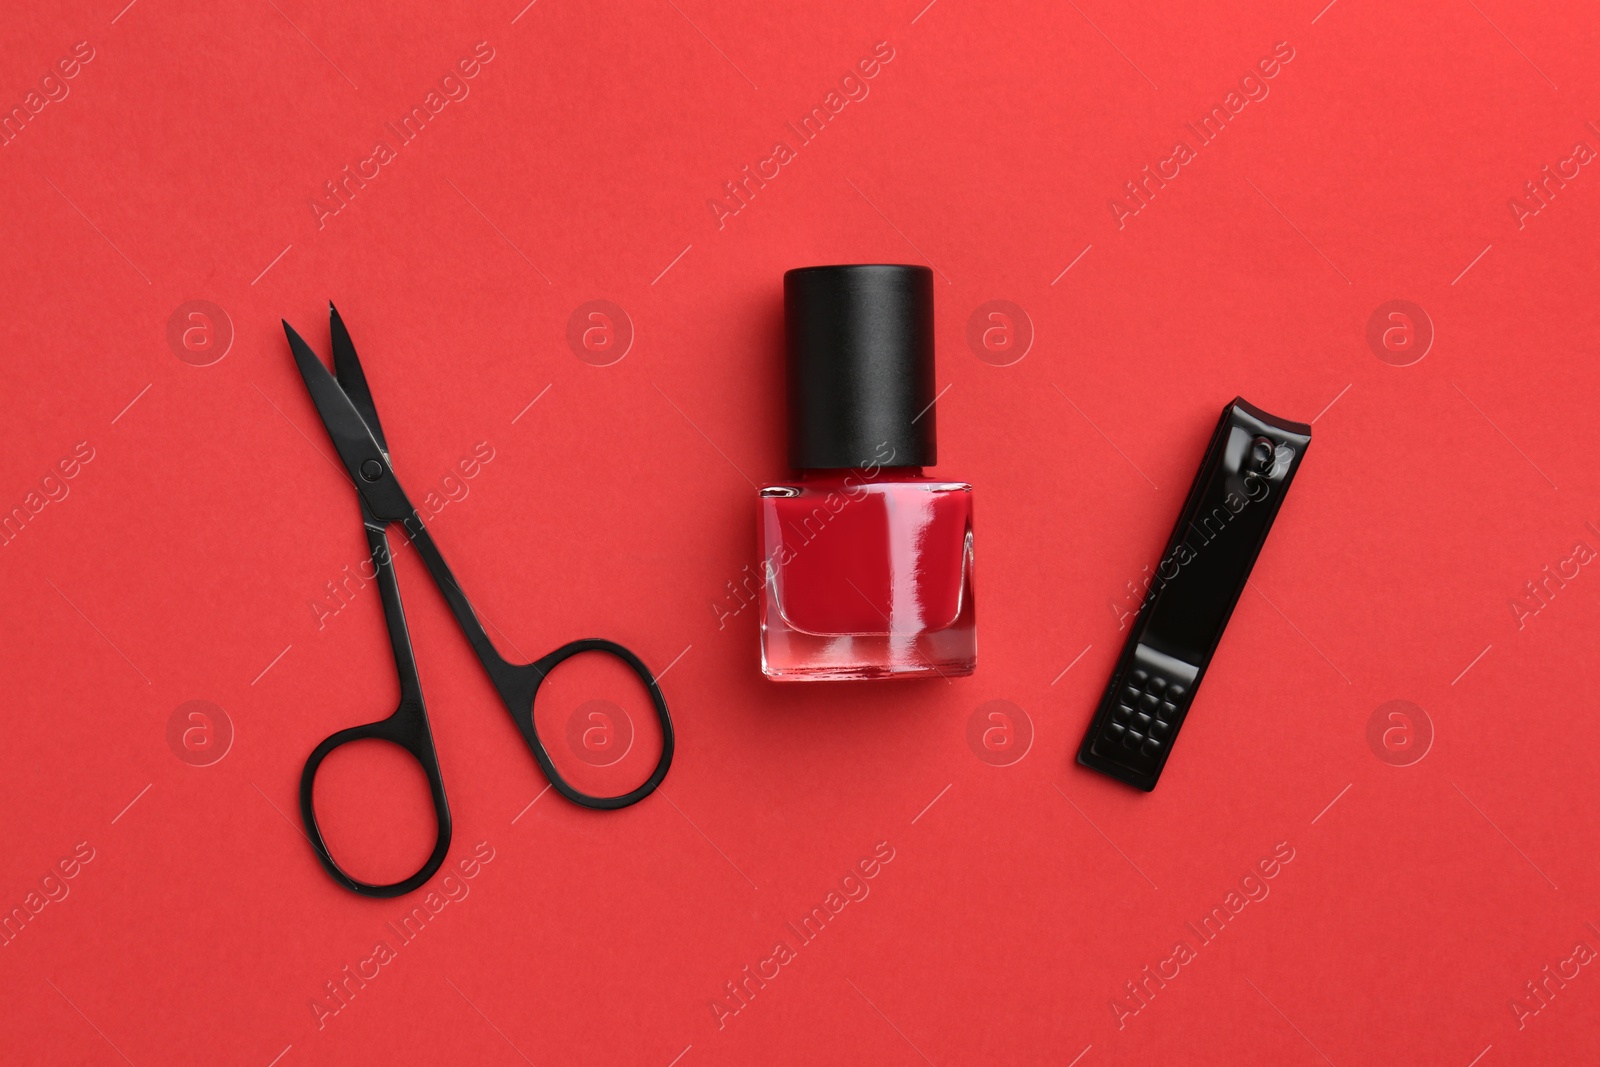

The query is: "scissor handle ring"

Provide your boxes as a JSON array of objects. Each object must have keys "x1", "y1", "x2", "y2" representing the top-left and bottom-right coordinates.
[
  {"x1": 519, "y1": 638, "x2": 675, "y2": 811},
  {"x1": 298, "y1": 705, "x2": 453, "y2": 899}
]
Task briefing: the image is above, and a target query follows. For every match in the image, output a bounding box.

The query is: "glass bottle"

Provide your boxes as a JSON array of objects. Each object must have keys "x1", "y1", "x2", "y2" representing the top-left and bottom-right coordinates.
[{"x1": 759, "y1": 265, "x2": 976, "y2": 680}]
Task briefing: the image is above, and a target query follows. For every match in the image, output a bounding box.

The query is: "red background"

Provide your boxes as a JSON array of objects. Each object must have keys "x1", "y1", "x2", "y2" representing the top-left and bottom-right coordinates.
[{"x1": 3, "y1": 0, "x2": 1599, "y2": 1063}]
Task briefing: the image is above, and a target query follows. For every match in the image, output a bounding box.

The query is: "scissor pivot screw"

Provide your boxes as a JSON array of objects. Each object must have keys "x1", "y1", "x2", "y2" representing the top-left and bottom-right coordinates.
[{"x1": 360, "y1": 459, "x2": 384, "y2": 481}]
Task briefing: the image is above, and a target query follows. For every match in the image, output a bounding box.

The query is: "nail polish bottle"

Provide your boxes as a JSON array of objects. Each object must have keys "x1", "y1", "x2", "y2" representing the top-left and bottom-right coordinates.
[{"x1": 759, "y1": 264, "x2": 976, "y2": 680}]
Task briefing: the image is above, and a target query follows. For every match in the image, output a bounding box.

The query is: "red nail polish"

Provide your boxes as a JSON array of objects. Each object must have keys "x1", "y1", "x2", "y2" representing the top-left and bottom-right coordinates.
[{"x1": 759, "y1": 265, "x2": 976, "y2": 680}]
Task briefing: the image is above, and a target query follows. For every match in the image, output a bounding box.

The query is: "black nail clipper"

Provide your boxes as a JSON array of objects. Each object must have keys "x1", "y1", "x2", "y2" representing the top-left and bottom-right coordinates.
[{"x1": 1077, "y1": 398, "x2": 1311, "y2": 791}]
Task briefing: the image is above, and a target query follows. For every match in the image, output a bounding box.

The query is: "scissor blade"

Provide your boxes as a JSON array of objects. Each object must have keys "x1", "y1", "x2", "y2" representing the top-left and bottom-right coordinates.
[
  {"x1": 282, "y1": 319, "x2": 389, "y2": 492},
  {"x1": 328, "y1": 302, "x2": 388, "y2": 453}
]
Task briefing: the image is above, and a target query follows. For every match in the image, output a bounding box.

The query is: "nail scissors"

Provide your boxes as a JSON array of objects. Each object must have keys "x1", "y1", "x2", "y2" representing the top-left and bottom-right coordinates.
[{"x1": 281, "y1": 304, "x2": 674, "y2": 897}]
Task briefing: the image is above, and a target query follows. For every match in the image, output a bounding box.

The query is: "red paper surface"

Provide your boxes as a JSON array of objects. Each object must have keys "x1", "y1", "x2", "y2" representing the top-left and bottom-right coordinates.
[{"x1": 4, "y1": 1, "x2": 1599, "y2": 1063}]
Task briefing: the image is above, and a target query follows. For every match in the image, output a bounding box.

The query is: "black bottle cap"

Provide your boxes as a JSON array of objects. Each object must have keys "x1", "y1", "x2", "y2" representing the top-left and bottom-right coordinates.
[{"x1": 785, "y1": 264, "x2": 937, "y2": 470}]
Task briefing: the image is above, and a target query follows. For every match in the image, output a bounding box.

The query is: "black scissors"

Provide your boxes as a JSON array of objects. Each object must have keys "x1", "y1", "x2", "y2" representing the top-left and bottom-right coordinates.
[{"x1": 281, "y1": 304, "x2": 674, "y2": 898}]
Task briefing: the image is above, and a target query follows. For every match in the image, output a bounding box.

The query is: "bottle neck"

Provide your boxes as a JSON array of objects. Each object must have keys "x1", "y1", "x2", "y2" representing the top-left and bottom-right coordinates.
[{"x1": 797, "y1": 465, "x2": 925, "y2": 483}]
